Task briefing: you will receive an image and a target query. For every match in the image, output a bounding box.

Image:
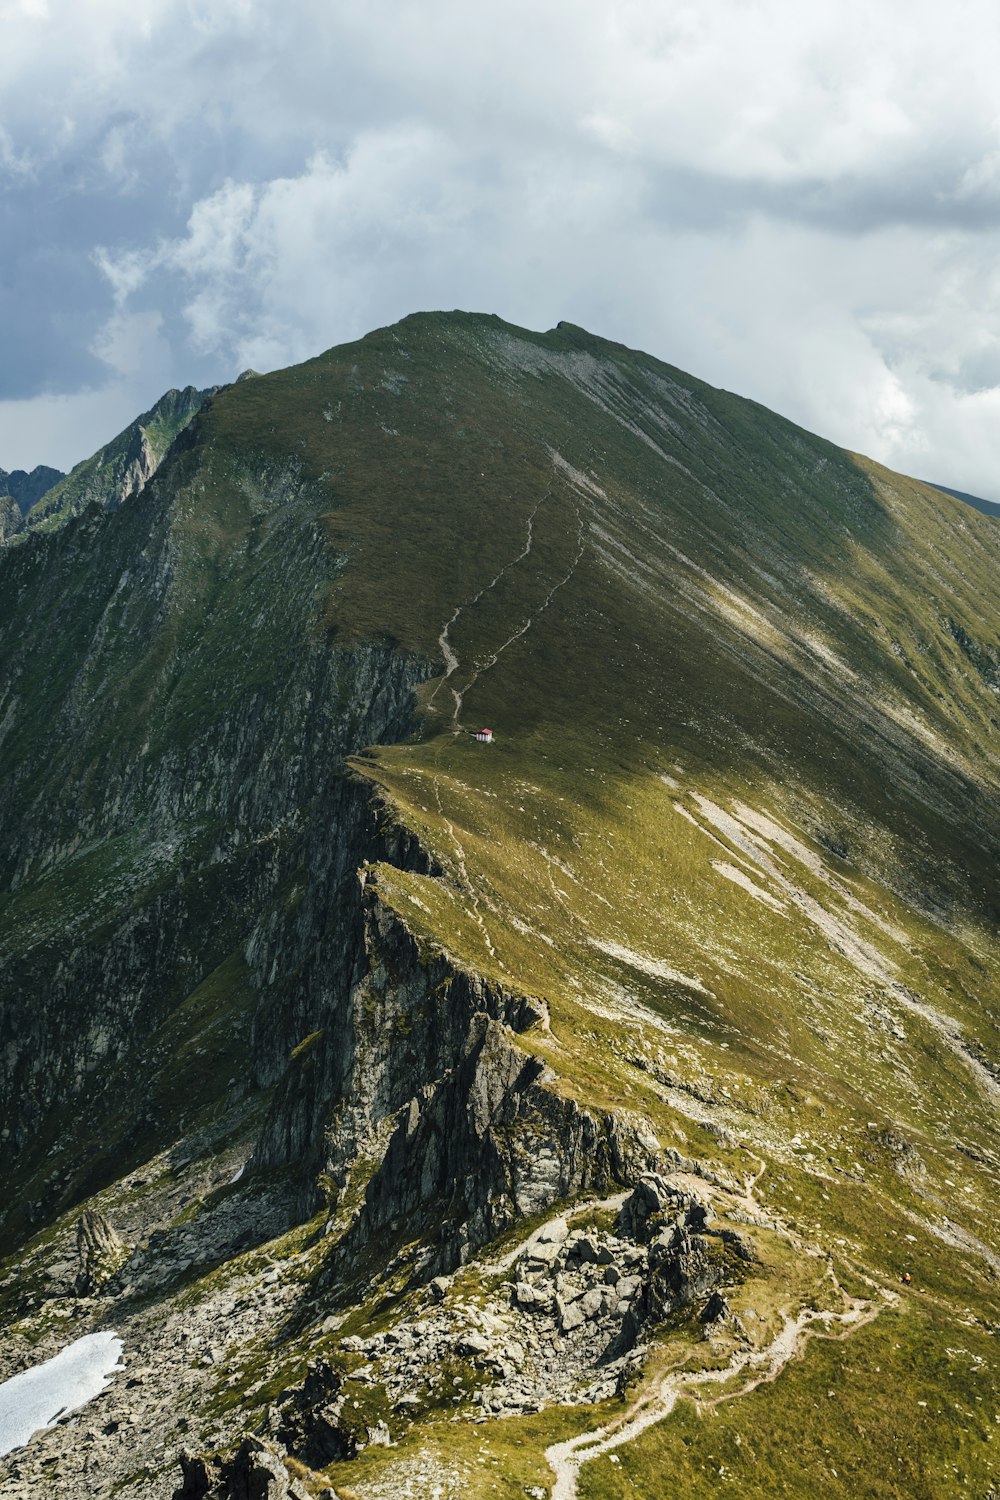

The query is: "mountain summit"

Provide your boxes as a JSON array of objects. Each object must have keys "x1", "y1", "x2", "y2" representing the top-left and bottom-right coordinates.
[
  {"x1": 0, "y1": 464, "x2": 64, "y2": 542},
  {"x1": 1, "y1": 313, "x2": 999, "y2": 1499}
]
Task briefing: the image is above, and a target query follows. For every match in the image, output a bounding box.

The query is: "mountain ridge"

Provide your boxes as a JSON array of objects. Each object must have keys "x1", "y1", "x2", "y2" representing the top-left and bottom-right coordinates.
[
  {"x1": 1, "y1": 310, "x2": 999, "y2": 1500},
  {"x1": 0, "y1": 463, "x2": 64, "y2": 514},
  {"x1": 8, "y1": 382, "x2": 218, "y2": 544}
]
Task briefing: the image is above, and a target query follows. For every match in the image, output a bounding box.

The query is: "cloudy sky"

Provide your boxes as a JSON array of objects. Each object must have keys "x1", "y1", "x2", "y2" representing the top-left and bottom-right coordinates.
[{"x1": 3, "y1": 0, "x2": 1000, "y2": 497}]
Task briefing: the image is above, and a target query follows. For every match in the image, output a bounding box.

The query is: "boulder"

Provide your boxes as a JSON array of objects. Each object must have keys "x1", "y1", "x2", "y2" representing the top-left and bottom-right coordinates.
[
  {"x1": 557, "y1": 1298, "x2": 585, "y2": 1332},
  {"x1": 700, "y1": 1290, "x2": 730, "y2": 1324},
  {"x1": 616, "y1": 1174, "x2": 677, "y2": 1239},
  {"x1": 579, "y1": 1287, "x2": 604, "y2": 1319},
  {"x1": 456, "y1": 1330, "x2": 491, "y2": 1358}
]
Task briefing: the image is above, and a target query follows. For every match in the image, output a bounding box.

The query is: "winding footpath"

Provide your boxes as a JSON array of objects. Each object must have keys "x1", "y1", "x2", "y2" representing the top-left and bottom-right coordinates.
[
  {"x1": 545, "y1": 1294, "x2": 881, "y2": 1499},
  {"x1": 543, "y1": 1154, "x2": 889, "y2": 1499},
  {"x1": 430, "y1": 490, "x2": 549, "y2": 731}
]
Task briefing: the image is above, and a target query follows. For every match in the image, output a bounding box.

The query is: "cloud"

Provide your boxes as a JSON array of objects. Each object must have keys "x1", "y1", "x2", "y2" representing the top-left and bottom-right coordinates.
[
  {"x1": 96, "y1": 129, "x2": 481, "y2": 370},
  {"x1": 2, "y1": 0, "x2": 1000, "y2": 498},
  {"x1": 0, "y1": 383, "x2": 163, "y2": 473}
]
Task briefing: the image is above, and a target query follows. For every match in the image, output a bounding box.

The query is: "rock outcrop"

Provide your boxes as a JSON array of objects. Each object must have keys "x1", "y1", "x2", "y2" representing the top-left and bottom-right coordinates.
[
  {"x1": 0, "y1": 494, "x2": 23, "y2": 543},
  {"x1": 75, "y1": 1208, "x2": 129, "y2": 1294},
  {"x1": 17, "y1": 384, "x2": 213, "y2": 539},
  {"x1": 329, "y1": 1178, "x2": 741, "y2": 1421},
  {"x1": 173, "y1": 1438, "x2": 310, "y2": 1500},
  {"x1": 274, "y1": 1358, "x2": 357, "y2": 1467},
  {"x1": 0, "y1": 524, "x2": 435, "y2": 1246},
  {"x1": 256, "y1": 875, "x2": 653, "y2": 1273}
]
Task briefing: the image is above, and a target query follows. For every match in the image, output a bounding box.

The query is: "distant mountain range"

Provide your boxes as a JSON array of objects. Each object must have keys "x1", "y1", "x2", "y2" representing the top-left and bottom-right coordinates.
[
  {"x1": 0, "y1": 463, "x2": 65, "y2": 513},
  {"x1": 0, "y1": 465, "x2": 64, "y2": 544}
]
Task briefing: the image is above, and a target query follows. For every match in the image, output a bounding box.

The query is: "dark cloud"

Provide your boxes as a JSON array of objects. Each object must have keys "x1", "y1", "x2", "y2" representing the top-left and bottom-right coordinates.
[{"x1": 0, "y1": 0, "x2": 999, "y2": 498}]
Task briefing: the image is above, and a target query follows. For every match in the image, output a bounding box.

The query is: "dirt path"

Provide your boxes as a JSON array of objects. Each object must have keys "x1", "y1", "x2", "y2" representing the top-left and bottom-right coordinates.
[
  {"x1": 429, "y1": 491, "x2": 549, "y2": 731},
  {"x1": 544, "y1": 1150, "x2": 891, "y2": 1498},
  {"x1": 544, "y1": 1292, "x2": 881, "y2": 1499}
]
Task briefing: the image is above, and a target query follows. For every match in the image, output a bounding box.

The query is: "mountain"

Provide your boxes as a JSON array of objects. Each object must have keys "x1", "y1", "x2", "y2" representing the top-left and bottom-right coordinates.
[
  {"x1": 1, "y1": 312, "x2": 999, "y2": 1500},
  {"x1": 927, "y1": 480, "x2": 1000, "y2": 519},
  {"x1": 0, "y1": 465, "x2": 65, "y2": 543},
  {"x1": 17, "y1": 384, "x2": 216, "y2": 540},
  {"x1": 0, "y1": 495, "x2": 25, "y2": 544},
  {"x1": 0, "y1": 463, "x2": 65, "y2": 514}
]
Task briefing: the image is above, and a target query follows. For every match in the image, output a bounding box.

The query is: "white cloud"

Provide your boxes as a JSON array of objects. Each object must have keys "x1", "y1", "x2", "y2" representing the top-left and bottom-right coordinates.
[
  {"x1": 4, "y1": 1, "x2": 1000, "y2": 497},
  {"x1": 0, "y1": 383, "x2": 159, "y2": 472},
  {"x1": 90, "y1": 309, "x2": 167, "y2": 379}
]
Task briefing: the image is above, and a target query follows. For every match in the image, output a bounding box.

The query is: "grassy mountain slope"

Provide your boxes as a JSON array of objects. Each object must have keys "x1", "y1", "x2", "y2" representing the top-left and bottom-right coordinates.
[
  {"x1": 929, "y1": 480, "x2": 1000, "y2": 519},
  {"x1": 1, "y1": 313, "x2": 999, "y2": 1500}
]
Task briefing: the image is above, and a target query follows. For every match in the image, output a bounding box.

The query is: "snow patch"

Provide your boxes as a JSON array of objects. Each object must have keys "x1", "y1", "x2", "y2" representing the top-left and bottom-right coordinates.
[{"x1": 0, "y1": 1331, "x2": 124, "y2": 1456}]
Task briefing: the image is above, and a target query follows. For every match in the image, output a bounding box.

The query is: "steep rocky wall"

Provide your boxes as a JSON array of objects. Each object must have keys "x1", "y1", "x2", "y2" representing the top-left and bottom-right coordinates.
[
  {"x1": 355, "y1": 1007, "x2": 651, "y2": 1274},
  {"x1": 0, "y1": 466, "x2": 437, "y2": 1247},
  {"x1": 258, "y1": 880, "x2": 654, "y2": 1267},
  {"x1": 0, "y1": 638, "x2": 432, "y2": 1244}
]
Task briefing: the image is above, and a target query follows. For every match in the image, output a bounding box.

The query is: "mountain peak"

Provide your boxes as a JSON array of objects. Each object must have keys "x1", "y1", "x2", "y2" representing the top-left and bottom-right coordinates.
[
  {"x1": 11, "y1": 383, "x2": 218, "y2": 541},
  {"x1": 2, "y1": 316, "x2": 999, "y2": 1499}
]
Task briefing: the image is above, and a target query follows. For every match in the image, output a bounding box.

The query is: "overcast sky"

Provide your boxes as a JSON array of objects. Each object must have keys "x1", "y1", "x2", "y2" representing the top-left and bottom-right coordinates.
[{"x1": 3, "y1": 1, "x2": 1000, "y2": 498}]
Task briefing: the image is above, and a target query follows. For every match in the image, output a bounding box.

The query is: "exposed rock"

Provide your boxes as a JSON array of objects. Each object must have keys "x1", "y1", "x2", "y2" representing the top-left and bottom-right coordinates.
[
  {"x1": 336, "y1": 1177, "x2": 732, "y2": 1419},
  {"x1": 0, "y1": 495, "x2": 24, "y2": 544},
  {"x1": 275, "y1": 1359, "x2": 356, "y2": 1467},
  {"x1": 324, "y1": 905, "x2": 656, "y2": 1276},
  {"x1": 701, "y1": 1289, "x2": 730, "y2": 1324},
  {"x1": 75, "y1": 1209, "x2": 129, "y2": 1295},
  {"x1": 537, "y1": 1217, "x2": 568, "y2": 1246},
  {"x1": 23, "y1": 384, "x2": 214, "y2": 539},
  {"x1": 173, "y1": 1437, "x2": 309, "y2": 1499},
  {"x1": 455, "y1": 1330, "x2": 491, "y2": 1358}
]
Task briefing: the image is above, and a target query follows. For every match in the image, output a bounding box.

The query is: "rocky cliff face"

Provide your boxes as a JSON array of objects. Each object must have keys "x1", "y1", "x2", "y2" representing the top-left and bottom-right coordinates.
[
  {"x1": 0, "y1": 433, "x2": 437, "y2": 1246},
  {"x1": 259, "y1": 875, "x2": 653, "y2": 1268},
  {"x1": 0, "y1": 627, "x2": 435, "y2": 1243},
  {"x1": 0, "y1": 494, "x2": 23, "y2": 542}
]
